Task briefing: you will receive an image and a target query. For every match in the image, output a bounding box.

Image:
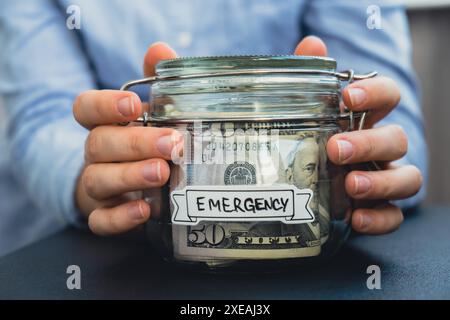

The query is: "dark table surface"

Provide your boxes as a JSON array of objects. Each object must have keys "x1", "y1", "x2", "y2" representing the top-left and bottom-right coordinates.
[{"x1": 0, "y1": 205, "x2": 449, "y2": 300}]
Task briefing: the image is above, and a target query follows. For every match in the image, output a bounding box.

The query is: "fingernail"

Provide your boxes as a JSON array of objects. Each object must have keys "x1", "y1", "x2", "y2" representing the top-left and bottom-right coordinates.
[
  {"x1": 128, "y1": 203, "x2": 144, "y2": 220},
  {"x1": 156, "y1": 132, "x2": 182, "y2": 158},
  {"x1": 354, "y1": 175, "x2": 372, "y2": 194},
  {"x1": 337, "y1": 139, "x2": 354, "y2": 162},
  {"x1": 348, "y1": 87, "x2": 367, "y2": 107},
  {"x1": 359, "y1": 214, "x2": 372, "y2": 230},
  {"x1": 142, "y1": 162, "x2": 161, "y2": 183},
  {"x1": 117, "y1": 96, "x2": 135, "y2": 117}
]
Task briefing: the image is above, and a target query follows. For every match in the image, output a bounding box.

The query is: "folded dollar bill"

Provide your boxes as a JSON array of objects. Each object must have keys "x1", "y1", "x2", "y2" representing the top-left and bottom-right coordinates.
[{"x1": 168, "y1": 123, "x2": 330, "y2": 262}]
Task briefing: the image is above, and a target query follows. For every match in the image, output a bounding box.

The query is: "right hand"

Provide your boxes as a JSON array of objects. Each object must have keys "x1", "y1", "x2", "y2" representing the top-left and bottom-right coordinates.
[{"x1": 73, "y1": 42, "x2": 179, "y2": 236}]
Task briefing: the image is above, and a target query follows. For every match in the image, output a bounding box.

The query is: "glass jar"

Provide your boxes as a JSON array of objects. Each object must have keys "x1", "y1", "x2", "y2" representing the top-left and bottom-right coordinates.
[{"x1": 121, "y1": 56, "x2": 376, "y2": 271}]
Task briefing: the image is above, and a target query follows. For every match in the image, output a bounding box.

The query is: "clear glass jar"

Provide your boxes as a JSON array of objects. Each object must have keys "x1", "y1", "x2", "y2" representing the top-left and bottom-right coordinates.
[{"x1": 121, "y1": 56, "x2": 376, "y2": 271}]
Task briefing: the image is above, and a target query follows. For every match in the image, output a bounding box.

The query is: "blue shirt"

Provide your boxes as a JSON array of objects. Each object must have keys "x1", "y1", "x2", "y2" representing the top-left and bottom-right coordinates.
[{"x1": 0, "y1": 0, "x2": 427, "y2": 256}]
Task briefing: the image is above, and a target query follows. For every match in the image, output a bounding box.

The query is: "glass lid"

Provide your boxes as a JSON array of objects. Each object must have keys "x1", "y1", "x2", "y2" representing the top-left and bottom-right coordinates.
[{"x1": 155, "y1": 55, "x2": 337, "y2": 78}]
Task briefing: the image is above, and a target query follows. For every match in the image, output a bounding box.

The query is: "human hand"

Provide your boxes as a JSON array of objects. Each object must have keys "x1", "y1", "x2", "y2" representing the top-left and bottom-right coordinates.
[
  {"x1": 295, "y1": 36, "x2": 422, "y2": 235},
  {"x1": 73, "y1": 43, "x2": 179, "y2": 235},
  {"x1": 75, "y1": 37, "x2": 422, "y2": 236}
]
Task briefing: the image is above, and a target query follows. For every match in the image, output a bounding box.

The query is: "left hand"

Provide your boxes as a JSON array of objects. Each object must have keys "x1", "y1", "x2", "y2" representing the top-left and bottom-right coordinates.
[{"x1": 295, "y1": 36, "x2": 423, "y2": 235}]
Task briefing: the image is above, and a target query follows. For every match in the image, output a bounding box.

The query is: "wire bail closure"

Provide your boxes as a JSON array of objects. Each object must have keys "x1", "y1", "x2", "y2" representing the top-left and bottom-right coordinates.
[{"x1": 341, "y1": 69, "x2": 371, "y2": 132}]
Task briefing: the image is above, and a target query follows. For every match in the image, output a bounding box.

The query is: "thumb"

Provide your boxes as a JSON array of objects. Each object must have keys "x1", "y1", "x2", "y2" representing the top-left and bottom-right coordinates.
[
  {"x1": 294, "y1": 36, "x2": 328, "y2": 56},
  {"x1": 143, "y1": 42, "x2": 178, "y2": 77}
]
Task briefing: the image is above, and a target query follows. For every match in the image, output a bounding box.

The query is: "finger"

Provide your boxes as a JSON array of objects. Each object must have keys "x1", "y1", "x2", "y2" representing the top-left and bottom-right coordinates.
[
  {"x1": 294, "y1": 36, "x2": 328, "y2": 56},
  {"x1": 345, "y1": 165, "x2": 422, "y2": 200},
  {"x1": 76, "y1": 167, "x2": 144, "y2": 218},
  {"x1": 73, "y1": 90, "x2": 142, "y2": 129},
  {"x1": 327, "y1": 124, "x2": 408, "y2": 164},
  {"x1": 85, "y1": 126, "x2": 183, "y2": 163},
  {"x1": 82, "y1": 159, "x2": 170, "y2": 200},
  {"x1": 88, "y1": 200, "x2": 150, "y2": 236},
  {"x1": 352, "y1": 203, "x2": 403, "y2": 235},
  {"x1": 342, "y1": 76, "x2": 401, "y2": 127},
  {"x1": 143, "y1": 42, "x2": 177, "y2": 77}
]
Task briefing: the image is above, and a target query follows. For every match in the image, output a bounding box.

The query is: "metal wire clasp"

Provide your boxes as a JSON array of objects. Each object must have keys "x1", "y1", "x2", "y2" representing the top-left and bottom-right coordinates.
[
  {"x1": 119, "y1": 68, "x2": 378, "y2": 126},
  {"x1": 119, "y1": 77, "x2": 157, "y2": 126},
  {"x1": 337, "y1": 69, "x2": 377, "y2": 131},
  {"x1": 120, "y1": 76, "x2": 157, "y2": 91},
  {"x1": 338, "y1": 69, "x2": 381, "y2": 171}
]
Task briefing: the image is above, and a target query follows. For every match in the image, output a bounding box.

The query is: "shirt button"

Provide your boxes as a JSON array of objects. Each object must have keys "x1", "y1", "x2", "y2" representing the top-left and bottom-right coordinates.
[{"x1": 177, "y1": 32, "x2": 192, "y2": 48}]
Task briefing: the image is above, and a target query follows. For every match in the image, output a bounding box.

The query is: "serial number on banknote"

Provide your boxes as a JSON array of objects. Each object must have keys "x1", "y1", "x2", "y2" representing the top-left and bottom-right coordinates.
[{"x1": 205, "y1": 141, "x2": 278, "y2": 152}]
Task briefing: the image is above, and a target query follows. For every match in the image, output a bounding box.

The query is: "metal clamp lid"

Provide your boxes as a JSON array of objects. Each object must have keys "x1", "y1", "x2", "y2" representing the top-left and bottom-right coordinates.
[
  {"x1": 120, "y1": 68, "x2": 377, "y2": 129},
  {"x1": 120, "y1": 69, "x2": 377, "y2": 90}
]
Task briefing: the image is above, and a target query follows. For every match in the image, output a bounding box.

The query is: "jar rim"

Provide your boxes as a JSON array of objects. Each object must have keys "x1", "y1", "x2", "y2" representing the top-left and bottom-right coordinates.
[
  {"x1": 150, "y1": 55, "x2": 342, "y2": 123},
  {"x1": 155, "y1": 55, "x2": 337, "y2": 78}
]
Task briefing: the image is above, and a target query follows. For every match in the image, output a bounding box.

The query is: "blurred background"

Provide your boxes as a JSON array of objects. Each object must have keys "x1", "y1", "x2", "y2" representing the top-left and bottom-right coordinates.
[
  {"x1": 406, "y1": 0, "x2": 450, "y2": 204},
  {"x1": 0, "y1": 1, "x2": 448, "y2": 204}
]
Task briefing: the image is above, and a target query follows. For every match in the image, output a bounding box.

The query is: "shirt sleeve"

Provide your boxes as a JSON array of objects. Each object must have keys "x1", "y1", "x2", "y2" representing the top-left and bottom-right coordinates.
[
  {"x1": 302, "y1": 0, "x2": 428, "y2": 208},
  {"x1": 0, "y1": 0, "x2": 95, "y2": 227}
]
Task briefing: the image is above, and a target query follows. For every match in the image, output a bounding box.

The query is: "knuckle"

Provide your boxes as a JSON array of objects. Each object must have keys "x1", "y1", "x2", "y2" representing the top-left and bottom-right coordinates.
[
  {"x1": 82, "y1": 165, "x2": 98, "y2": 199},
  {"x1": 119, "y1": 164, "x2": 133, "y2": 189},
  {"x1": 127, "y1": 129, "x2": 143, "y2": 157},
  {"x1": 364, "y1": 171, "x2": 391, "y2": 199},
  {"x1": 85, "y1": 129, "x2": 102, "y2": 162},
  {"x1": 380, "y1": 173, "x2": 396, "y2": 198},
  {"x1": 358, "y1": 133, "x2": 375, "y2": 160}
]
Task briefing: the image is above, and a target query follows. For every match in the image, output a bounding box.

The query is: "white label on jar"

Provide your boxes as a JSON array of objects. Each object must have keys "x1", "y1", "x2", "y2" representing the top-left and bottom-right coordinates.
[{"x1": 170, "y1": 185, "x2": 315, "y2": 226}]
